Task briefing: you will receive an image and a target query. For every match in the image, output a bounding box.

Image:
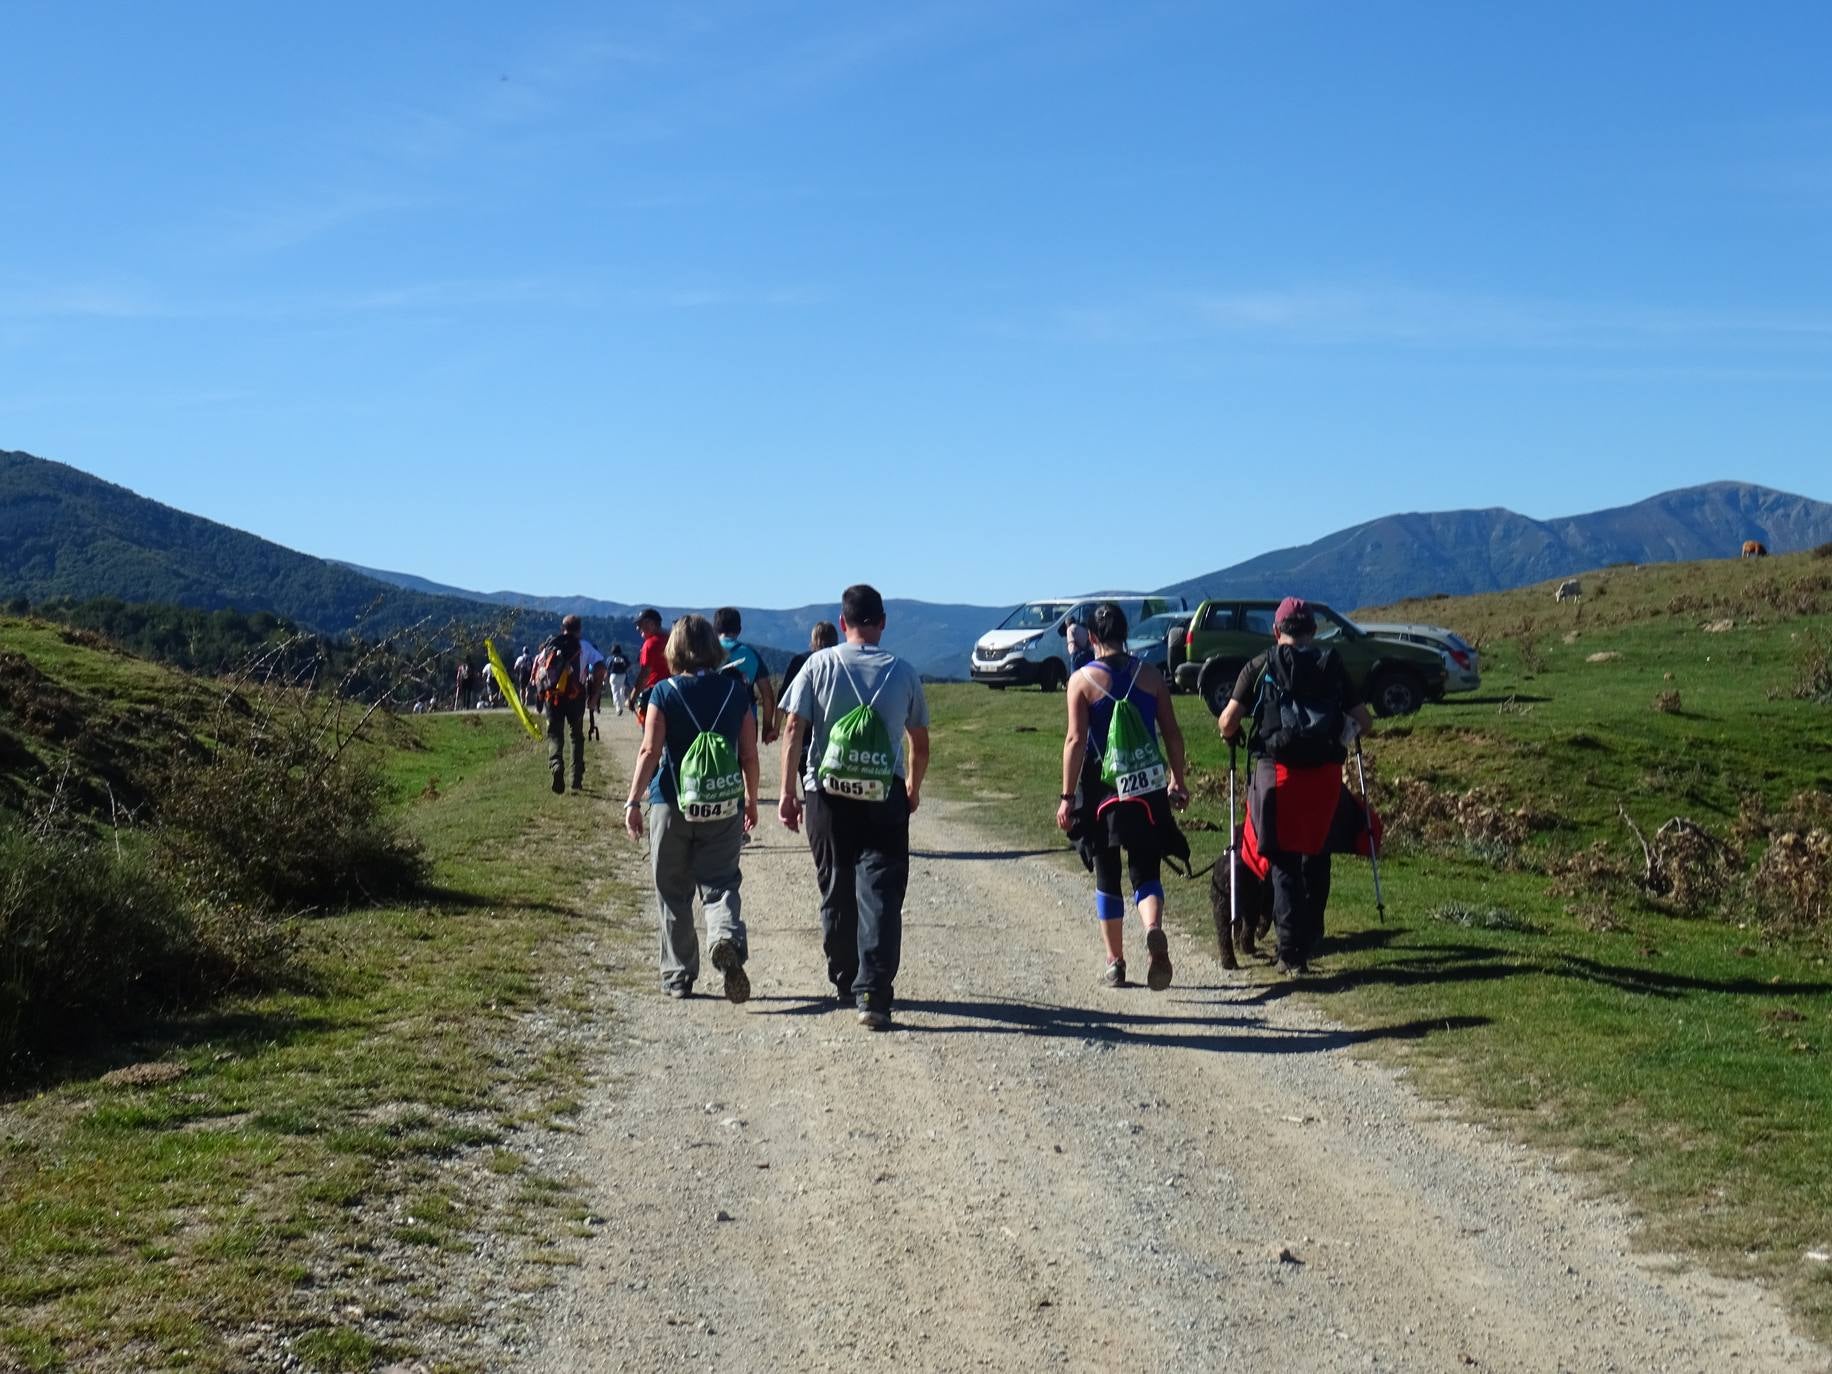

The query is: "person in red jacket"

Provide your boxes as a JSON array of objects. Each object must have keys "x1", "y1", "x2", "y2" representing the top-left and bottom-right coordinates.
[{"x1": 633, "y1": 608, "x2": 669, "y2": 723}]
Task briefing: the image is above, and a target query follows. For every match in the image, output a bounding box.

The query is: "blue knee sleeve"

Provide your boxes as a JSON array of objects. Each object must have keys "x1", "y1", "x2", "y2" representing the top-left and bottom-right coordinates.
[
  {"x1": 1095, "y1": 891, "x2": 1125, "y2": 923},
  {"x1": 1133, "y1": 880, "x2": 1165, "y2": 907}
]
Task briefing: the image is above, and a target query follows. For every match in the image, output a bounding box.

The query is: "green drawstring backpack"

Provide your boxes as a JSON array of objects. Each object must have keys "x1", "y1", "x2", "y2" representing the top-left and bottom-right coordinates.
[
  {"x1": 818, "y1": 659, "x2": 896, "y2": 802},
  {"x1": 675, "y1": 678, "x2": 745, "y2": 822},
  {"x1": 1092, "y1": 659, "x2": 1167, "y2": 799}
]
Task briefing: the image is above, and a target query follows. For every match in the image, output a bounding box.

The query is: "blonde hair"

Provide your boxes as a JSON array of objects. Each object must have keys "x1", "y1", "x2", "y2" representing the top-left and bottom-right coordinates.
[{"x1": 666, "y1": 614, "x2": 726, "y2": 674}]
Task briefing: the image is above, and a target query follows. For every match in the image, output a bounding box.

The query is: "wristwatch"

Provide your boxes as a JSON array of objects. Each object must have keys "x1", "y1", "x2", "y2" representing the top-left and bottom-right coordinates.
[
  {"x1": 1059, "y1": 792, "x2": 1075, "y2": 802},
  {"x1": 623, "y1": 800, "x2": 640, "y2": 811}
]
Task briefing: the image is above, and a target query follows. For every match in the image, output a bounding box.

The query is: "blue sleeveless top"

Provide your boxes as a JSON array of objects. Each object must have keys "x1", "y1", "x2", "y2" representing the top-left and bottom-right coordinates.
[{"x1": 1084, "y1": 655, "x2": 1159, "y2": 757}]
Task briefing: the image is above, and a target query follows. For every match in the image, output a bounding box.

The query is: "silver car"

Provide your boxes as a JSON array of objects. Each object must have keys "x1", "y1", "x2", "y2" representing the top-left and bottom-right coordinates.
[{"x1": 1355, "y1": 621, "x2": 1481, "y2": 693}]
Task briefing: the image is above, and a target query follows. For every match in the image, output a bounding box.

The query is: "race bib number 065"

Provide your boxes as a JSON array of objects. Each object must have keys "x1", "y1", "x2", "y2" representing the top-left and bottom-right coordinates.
[{"x1": 821, "y1": 775, "x2": 889, "y2": 802}]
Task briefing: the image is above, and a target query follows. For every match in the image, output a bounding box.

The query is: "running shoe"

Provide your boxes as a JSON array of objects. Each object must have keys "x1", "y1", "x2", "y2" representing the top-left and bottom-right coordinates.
[
  {"x1": 1101, "y1": 958, "x2": 1126, "y2": 988},
  {"x1": 1145, "y1": 927, "x2": 1173, "y2": 991},
  {"x1": 665, "y1": 982, "x2": 693, "y2": 999},
  {"x1": 709, "y1": 940, "x2": 750, "y2": 1005},
  {"x1": 857, "y1": 1008, "x2": 892, "y2": 1031},
  {"x1": 550, "y1": 772, "x2": 565, "y2": 795}
]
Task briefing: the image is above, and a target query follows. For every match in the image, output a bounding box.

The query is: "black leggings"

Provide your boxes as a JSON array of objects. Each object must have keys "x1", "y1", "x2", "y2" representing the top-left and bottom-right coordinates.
[{"x1": 1093, "y1": 844, "x2": 1161, "y2": 897}]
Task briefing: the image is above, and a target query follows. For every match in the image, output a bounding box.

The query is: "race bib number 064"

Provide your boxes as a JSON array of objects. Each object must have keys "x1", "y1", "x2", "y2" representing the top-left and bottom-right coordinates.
[{"x1": 682, "y1": 798, "x2": 741, "y2": 821}]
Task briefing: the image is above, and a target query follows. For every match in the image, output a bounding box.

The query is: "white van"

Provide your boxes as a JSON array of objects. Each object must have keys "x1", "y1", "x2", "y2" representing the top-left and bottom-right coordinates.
[{"x1": 970, "y1": 593, "x2": 1189, "y2": 690}]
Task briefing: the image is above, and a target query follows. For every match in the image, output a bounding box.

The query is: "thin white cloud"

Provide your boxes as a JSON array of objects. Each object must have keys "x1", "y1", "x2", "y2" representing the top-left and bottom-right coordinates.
[{"x1": 1034, "y1": 284, "x2": 1832, "y2": 352}]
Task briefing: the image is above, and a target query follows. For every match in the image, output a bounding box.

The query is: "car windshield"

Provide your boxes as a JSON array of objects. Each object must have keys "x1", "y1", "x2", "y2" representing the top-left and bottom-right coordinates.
[
  {"x1": 1313, "y1": 607, "x2": 1358, "y2": 642},
  {"x1": 1128, "y1": 613, "x2": 1184, "y2": 643},
  {"x1": 997, "y1": 601, "x2": 1073, "y2": 631}
]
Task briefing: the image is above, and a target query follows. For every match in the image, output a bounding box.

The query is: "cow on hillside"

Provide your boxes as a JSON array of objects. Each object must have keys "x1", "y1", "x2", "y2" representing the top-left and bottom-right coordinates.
[
  {"x1": 1555, "y1": 578, "x2": 1582, "y2": 602},
  {"x1": 1741, "y1": 540, "x2": 1768, "y2": 558}
]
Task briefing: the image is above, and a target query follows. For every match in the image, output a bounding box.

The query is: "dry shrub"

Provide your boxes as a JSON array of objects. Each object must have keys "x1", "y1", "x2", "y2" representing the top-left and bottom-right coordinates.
[
  {"x1": 1814, "y1": 541, "x2": 1832, "y2": 560},
  {"x1": 0, "y1": 823, "x2": 290, "y2": 1076},
  {"x1": 1374, "y1": 776, "x2": 1553, "y2": 859},
  {"x1": 1746, "y1": 829, "x2": 1832, "y2": 939},
  {"x1": 1652, "y1": 689, "x2": 1682, "y2": 714},
  {"x1": 156, "y1": 714, "x2": 425, "y2": 910},
  {"x1": 1618, "y1": 807, "x2": 1739, "y2": 916},
  {"x1": 1777, "y1": 629, "x2": 1832, "y2": 704}
]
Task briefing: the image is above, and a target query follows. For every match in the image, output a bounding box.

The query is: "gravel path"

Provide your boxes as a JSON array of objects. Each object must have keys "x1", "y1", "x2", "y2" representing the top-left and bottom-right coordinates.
[{"x1": 525, "y1": 711, "x2": 1824, "y2": 1373}]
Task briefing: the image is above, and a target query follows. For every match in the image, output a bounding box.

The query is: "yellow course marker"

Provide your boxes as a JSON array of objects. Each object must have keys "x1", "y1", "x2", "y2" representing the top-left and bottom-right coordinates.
[{"x1": 485, "y1": 638, "x2": 543, "y2": 741}]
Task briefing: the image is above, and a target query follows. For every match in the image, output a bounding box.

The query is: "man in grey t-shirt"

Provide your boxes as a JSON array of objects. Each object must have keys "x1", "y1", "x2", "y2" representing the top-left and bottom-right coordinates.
[{"x1": 779, "y1": 584, "x2": 931, "y2": 1031}]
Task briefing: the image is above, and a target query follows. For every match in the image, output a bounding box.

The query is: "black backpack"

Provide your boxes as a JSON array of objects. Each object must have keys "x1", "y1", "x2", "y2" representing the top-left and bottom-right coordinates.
[{"x1": 1251, "y1": 644, "x2": 1346, "y2": 766}]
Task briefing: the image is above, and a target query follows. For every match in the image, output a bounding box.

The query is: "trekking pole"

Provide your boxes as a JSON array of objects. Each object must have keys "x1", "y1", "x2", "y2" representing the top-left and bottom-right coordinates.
[
  {"x1": 1353, "y1": 736, "x2": 1387, "y2": 924},
  {"x1": 1227, "y1": 741, "x2": 1239, "y2": 940}
]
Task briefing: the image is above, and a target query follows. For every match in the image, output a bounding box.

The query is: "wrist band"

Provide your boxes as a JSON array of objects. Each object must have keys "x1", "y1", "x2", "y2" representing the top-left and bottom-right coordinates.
[
  {"x1": 1060, "y1": 792, "x2": 1075, "y2": 802},
  {"x1": 623, "y1": 801, "x2": 640, "y2": 811}
]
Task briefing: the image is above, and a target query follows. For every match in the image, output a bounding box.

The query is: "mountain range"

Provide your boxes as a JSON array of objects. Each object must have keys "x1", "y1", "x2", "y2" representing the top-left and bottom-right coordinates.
[
  {"x1": 4, "y1": 449, "x2": 1830, "y2": 678},
  {"x1": 1158, "y1": 481, "x2": 1832, "y2": 611}
]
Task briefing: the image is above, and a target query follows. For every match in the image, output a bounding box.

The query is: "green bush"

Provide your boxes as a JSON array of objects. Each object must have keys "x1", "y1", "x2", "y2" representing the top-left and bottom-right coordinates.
[
  {"x1": 0, "y1": 826, "x2": 288, "y2": 1074},
  {"x1": 156, "y1": 717, "x2": 426, "y2": 910}
]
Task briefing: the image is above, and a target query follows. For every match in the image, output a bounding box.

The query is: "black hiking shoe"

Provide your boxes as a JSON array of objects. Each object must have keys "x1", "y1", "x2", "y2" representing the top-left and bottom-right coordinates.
[
  {"x1": 550, "y1": 772, "x2": 565, "y2": 795},
  {"x1": 1274, "y1": 957, "x2": 1305, "y2": 977},
  {"x1": 856, "y1": 992, "x2": 892, "y2": 1030},
  {"x1": 835, "y1": 990, "x2": 856, "y2": 1010},
  {"x1": 710, "y1": 940, "x2": 750, "y2": 1005},
  {"x1": 665, "y1": 982, "x2": 693, "y2": 999},
  {"x1": 1101, "y1": 958, "x2": 1127, "y2": 988},
  {"x1": 1145, "y1": 927, "x2": 1173, "y2": 991}
]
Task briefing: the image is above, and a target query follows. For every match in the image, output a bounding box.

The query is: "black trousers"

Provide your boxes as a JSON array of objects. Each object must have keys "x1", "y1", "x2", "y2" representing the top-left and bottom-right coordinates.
[
  {"x1": 1267, "y1": 850, "x2": 1331, "y2": 964},
  {"x1": 805, "y1": 779, "x2": 910, "y2": 1009}
]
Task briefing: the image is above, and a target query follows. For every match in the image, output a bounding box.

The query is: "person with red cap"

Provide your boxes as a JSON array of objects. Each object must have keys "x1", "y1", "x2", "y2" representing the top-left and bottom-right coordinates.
[{"x1": 1215, "y1": 596, "x2": 1373, "y2": 973}]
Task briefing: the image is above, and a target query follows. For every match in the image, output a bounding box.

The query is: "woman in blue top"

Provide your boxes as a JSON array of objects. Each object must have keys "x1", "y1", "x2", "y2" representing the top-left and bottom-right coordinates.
[
  {"x1": 623, "y1": 614, "x2": 760, "y2": 1003},
  {"x1": 1056, "y1": 602, "x2": 1191, "y2": 990}
]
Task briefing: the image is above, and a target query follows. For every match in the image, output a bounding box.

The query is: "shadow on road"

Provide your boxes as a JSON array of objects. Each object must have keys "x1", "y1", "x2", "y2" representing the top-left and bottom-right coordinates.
[
  {"x1": 910, "y1": 847, "x2": 1067, "y2": 862},
  {"x1": 762, "y1": 994, "x2": 1495, "y2": 1055}
]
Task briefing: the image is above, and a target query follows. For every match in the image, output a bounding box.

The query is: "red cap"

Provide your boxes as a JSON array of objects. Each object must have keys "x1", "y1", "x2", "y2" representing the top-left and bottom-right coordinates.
[{"x1": 1274, "y1": 596, "x2": 1309, "y2": 625}]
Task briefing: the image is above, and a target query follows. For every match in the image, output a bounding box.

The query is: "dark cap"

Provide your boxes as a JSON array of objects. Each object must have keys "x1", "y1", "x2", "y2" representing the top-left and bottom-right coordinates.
[
  {"x1": 637, "y1": 608, "x2": 662, "y2": 627},
  {"x1": 1274, "y1": 596, "x2": 1310, "y2": 626}
]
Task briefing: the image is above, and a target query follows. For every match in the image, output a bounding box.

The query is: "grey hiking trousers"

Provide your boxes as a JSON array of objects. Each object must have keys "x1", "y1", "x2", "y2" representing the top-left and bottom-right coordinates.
[{"x1": 649, "y1": 803, "x2": 747, "y2": 993}]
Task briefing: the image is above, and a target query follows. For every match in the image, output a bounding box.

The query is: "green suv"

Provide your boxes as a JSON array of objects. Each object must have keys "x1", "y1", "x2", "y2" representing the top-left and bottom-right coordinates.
[{"x1": 1172, "y1": 598, "x2": 1448, "y2": 717}]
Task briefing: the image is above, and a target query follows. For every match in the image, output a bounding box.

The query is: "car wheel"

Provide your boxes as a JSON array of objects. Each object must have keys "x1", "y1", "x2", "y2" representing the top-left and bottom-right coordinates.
[
  {"x1": 1197, "y1": 658, "x2": 1237, "y2": 717},
  {"x1": 1039, "y1": 659, "x2": 1068, "y2": 692},
  {"x1": 1369, "y1": 670, "x2": 1423, "y2": 717}
]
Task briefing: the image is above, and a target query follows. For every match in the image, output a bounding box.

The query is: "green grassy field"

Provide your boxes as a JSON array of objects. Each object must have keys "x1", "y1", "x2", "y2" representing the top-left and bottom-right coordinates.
[
  {"x1": 0, "y1": 706, "x2": 643, "y2": 1372},
  {"x1": 924, "y1": 550, "x2": 1832, "y2": 1343}
]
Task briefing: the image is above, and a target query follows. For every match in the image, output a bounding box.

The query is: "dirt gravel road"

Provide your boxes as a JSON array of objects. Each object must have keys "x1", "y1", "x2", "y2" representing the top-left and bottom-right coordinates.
[{"x1": 526, "y1": 711, "x2": 1824, "y2": 1373}]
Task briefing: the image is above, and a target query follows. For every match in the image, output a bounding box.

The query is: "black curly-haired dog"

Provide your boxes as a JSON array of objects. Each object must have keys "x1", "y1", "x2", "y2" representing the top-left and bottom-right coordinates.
[{"x1": 1209, "y1": 827, "x2": 1274, "y2": 969}]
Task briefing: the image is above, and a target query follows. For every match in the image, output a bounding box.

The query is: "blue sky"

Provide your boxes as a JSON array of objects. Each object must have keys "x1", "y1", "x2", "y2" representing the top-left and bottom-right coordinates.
[{"x1": 3, "y1": 1, "x2": 1830, "y2": 608}]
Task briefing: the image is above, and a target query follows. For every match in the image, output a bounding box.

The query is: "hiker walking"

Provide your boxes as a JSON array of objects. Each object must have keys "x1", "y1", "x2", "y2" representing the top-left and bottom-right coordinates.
[
  {"x1": 453, "y1": 660, "x2": 470, "y2": 712},
  {"x1": 778, "y1": 585, "x2": 930, "y2": 1030},
  {"x1": 623, "y1": 615, "x2": 759, "y2": 1003},
  {"x1": 1065, "y1": 614, "x2": 1094, "y2": 672},
  {"x1": 532, "y1": 615, "x2": 595, "y2": 794},
  {"x1": 780, "y1": 621, "x2": 839, "y2": 698},
  {"x1": 607, "y1": 643, "x2": 631, "y2": 714},
  {"x1": 714, "y1": 607, "x2": 780, "y2": 747},
  {"x1": 633, "y1": 609, "x2": 669, "y2": 721},
  {"x1": 514, "y1": 646, "x2": 532, "y2": 704},
  {"x1": 1057, "y1": 602, "x2": 1191, "y2": 989},
  {"x1": 1216, "y1": 596, "x2": 1373, "y2": 974}
]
